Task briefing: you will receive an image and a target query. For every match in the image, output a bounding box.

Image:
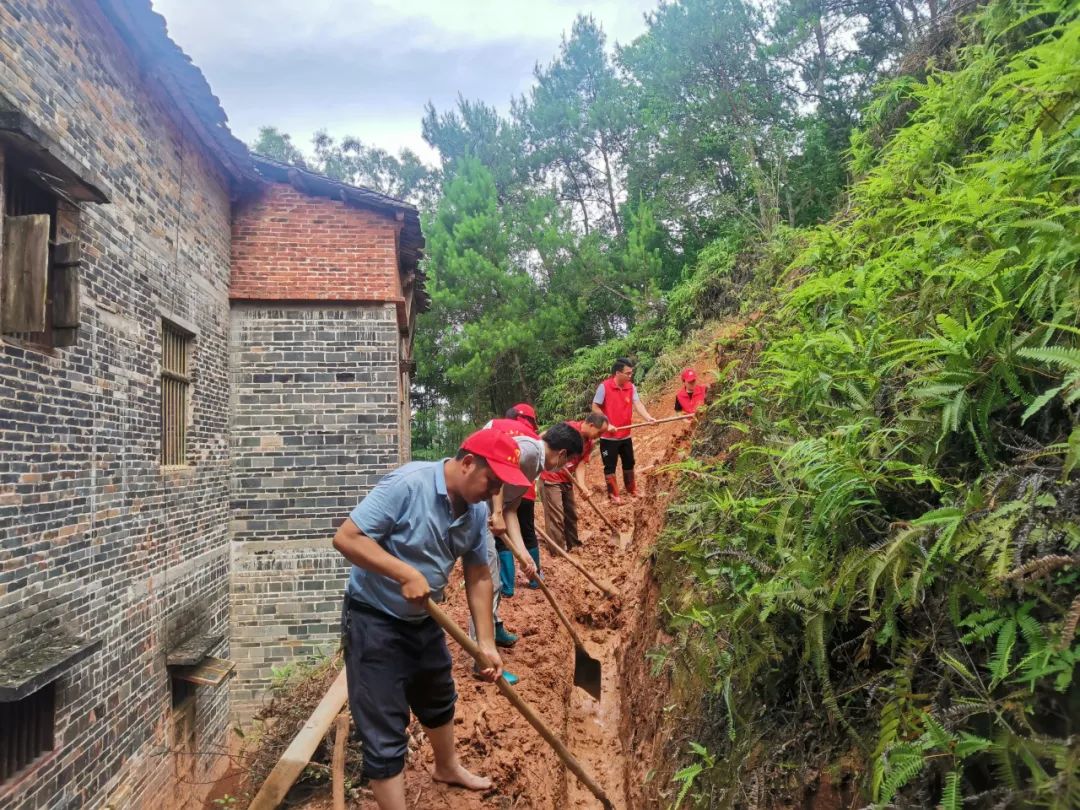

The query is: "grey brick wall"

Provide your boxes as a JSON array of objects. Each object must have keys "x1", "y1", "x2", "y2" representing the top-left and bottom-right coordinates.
[
  {"x1": 0, "y1": 2, "x2": 233, "y2": 807},
  {"x1": 228, "y1": 303, "x2": 402, "y2": 716}
]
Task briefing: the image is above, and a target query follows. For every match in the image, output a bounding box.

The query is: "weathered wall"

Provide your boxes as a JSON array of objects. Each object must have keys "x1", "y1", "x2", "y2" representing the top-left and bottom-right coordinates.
[
  {"x1": 0, "y1": 2, "x2": 233, "y2": 806},
  {"x1": 228, "y1": 303, "x2": 402, "y2": 716},
  {"x1": 230, "y1": 184, "x2": 404, "y2": 303}
]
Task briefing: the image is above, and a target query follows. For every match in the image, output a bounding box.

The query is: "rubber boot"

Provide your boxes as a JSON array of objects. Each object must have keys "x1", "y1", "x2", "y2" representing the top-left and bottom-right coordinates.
[
  {"x1": 526, "y1": 545, "x2": 542, "y2": 589},
  {"x1": 498, "y1": 549, "x2": 516, "y2": 598},
  {"x1": 495, "y1": 621, "x2": 519, "y2": 647},
  {"x1": 605, "y1": 474, "x2": 622, "y2": 504},
  {"x1": 624, "y1": 469, "x2": 638, "y2": 498}
]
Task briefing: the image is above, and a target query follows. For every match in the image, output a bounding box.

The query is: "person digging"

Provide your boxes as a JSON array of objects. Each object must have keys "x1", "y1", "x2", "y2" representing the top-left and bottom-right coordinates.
[
  {"x1": 592, "y1": 357, "x2": 656, "y2": 503},
  {"x1": 470, "y1": 406, "x2": 542, "y2": 669},
  {"x1": 492, "y1": 404, "x2": 544, "y2": 595},
  {"x1": 470, "y1": 421, "x2": 584, "y2": 681},
  {"x1": 540, "y1": 412, "x2": 609, "y2": 551},
  {"x1": 332, "y1": 428, "x2": 528, "y2": 810},
  {"x1": 675, "y1": 367, "x2": 708, "y2": 415}
]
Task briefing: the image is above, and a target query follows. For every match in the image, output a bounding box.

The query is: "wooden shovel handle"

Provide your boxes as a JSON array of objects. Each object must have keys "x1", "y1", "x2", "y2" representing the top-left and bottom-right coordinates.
[
  {"x1": 425, "y1": 599, "x2": 613, "y2": 810},
  {"x1": 506, "y1": 546, "x2": 586, "y2": 649},
  {"x1": 570, "y1": 476, "x2": 622, "y2": 537},
  {"x1": 607, "y1": 413, "x2": 692, "y2": 432},
  {"x1": 537, "y1": 527, "x2": 618, "y2": 599}
]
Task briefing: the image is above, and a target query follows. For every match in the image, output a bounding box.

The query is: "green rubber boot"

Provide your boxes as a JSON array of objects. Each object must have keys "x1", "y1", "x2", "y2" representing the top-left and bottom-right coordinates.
[
  {"x1": 526, "y1": 545, "x2": 542, "y2": 589},
  {"x1": 495, "y1": 622, "x2": 519, "y2": 648},
  {"x1": 498, "y1": 550, "x2": 516, "y2": 598}
]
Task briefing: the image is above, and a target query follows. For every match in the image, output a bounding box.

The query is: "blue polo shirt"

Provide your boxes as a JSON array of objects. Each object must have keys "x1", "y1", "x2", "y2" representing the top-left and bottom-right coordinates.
[{"x1": 347, "y1": 460, "x2": 489, "y2": 621}]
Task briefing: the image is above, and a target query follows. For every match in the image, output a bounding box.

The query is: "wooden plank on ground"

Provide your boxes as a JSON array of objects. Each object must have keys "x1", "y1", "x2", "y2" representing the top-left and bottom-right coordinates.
[
  {"x1": 332, "y1": 713, "x2": 349, "y2": 810},
  {"x1": 248, "y1": 668, "x2": 349, "y2": 810}
]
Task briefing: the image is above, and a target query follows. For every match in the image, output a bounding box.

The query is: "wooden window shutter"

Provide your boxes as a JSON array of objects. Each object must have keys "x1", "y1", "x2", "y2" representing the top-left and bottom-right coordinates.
[
  {"x1": 1, "y1": 213, "x2": 50, "y2": 332},
  {"x1": 50, "y1": 241, "x2": 80, "y2": 347}
]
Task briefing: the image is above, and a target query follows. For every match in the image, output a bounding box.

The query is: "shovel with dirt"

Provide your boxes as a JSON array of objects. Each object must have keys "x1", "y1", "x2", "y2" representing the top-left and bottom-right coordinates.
[
  {"x1": 507, "y1": 545, "x2": 603, "y2": 699},
  {"x1": 426, "y1": 599, "x2": 614, "y2": 809}
]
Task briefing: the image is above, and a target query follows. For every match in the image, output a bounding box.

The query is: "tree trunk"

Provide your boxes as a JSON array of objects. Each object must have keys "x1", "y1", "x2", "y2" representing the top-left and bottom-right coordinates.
[
  {"x1": 814, "y1": 11, "x2": 828, "y2": 102},
  {"x1": 888, "y1": 1, "x2": 911, "y2": 44},
  {"x1": 564, "y1": 158, "x2": 591, "y2": 235},
  {"x1": 598, "y1": 132, "x2": 622, "y2": 237}
]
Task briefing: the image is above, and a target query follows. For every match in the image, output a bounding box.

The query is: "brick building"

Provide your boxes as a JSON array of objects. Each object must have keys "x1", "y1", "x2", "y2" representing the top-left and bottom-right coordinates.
[
  {"x1": 228, "y1": 157, "x2": 422, "y2": 714},
  {"x1": 0, "y1": 2, "x2": 423, "y2": 808}
]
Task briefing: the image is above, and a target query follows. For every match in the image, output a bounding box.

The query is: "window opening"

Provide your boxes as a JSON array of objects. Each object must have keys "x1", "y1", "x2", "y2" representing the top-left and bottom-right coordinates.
[
  {"x1": 161, "y1": 321, "x2": 193, "y2": 466},
  {"x1": 0, "y1": 682, "x2": 55, "y2": 784}
]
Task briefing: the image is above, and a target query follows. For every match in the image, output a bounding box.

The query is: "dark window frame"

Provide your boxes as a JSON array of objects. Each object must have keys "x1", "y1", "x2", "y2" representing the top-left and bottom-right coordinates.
[
  {"x1": 0, "y1": 682, "x2": 56, "y2": 785},
  {"x1": 161, "y1": 319, "x2": 194, "y2": 466}
]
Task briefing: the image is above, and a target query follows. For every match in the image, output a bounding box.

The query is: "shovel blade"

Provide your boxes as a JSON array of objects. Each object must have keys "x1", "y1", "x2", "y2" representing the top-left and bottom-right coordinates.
[{"x1": 574, "y1": 645, "x2": 602, "y2": 700}]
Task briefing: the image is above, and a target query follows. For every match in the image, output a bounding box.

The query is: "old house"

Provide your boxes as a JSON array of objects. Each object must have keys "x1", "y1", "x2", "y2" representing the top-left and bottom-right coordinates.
[{"x1": 0, "y1": 2, "x2": 423, "y2": 807}]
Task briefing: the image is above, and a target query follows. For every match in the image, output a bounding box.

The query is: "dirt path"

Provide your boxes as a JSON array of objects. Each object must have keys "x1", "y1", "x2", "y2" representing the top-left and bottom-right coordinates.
[{"x1": 283, "y1": 351, "x2": 717, "y2": 810}]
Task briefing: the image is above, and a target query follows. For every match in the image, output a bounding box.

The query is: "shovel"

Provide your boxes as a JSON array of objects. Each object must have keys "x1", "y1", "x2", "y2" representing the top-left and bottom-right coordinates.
[
  {"x1": 612, "y1": 413, "x2": 692, "y2": 432},
  {"x1": 571, "y1": 476, "x2": 632, "y2": 547},
  {"x1": 508, "y1": 546, "x2": 603, "y2": 700},
  {"x1": 425, "y1": 599, "x2": 614, "y2": 810}
]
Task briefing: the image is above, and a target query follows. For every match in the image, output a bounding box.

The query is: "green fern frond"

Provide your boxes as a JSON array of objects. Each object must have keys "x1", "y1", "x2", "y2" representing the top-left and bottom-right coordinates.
[
  {"x1": 938, "y1": 770, "x2": 962, "y2": 810},
  {"x1": 880, "y1": 743, "x2": 925, "y2": 803},
  {"x1": 1018, "y1": 346, "x2": 1080, "y2": 371}
]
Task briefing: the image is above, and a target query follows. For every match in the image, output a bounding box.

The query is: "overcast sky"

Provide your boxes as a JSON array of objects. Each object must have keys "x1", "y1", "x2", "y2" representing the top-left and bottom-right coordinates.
[{"x1": 151, "y1": 0, "x2": 655, "y2": 163}]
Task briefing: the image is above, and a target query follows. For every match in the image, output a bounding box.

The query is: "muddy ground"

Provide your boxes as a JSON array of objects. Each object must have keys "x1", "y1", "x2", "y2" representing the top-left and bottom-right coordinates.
[{"x1": 220, "y1": 350, "x2": 716, "y2": 810}]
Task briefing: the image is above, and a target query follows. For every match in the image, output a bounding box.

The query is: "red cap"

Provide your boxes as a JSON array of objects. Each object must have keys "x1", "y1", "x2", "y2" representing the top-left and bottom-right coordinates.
[
  {"x1": 512, "y1": 402, "x2": 536, "y2": 420},
  {"x1": 460, "y1": 429, "x2": 530, "y2": 487},
  {"x1": 681, "y1": 368, "x2": 697, "y2": 382}
]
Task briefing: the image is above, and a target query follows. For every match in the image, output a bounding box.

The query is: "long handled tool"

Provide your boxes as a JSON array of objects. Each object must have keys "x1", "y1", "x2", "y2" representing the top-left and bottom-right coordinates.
[
  {"x1": 571, "y1": 476, "x2": 630, "y2": 545},
  {"x1": 608, "y1": 413, "x2": 692, "y2": 433},
  {"x1": 507, "y1": 546, "x2": 602, "y2": 699},
  {"x1": 426, "y1": 599, "x2": 613, "y2": 809},
  {"x1": 537, "y1": 527, "x2": 619, "y2": 598}
]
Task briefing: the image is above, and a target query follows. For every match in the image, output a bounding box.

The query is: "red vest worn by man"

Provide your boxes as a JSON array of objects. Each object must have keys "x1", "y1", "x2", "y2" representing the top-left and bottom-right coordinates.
[
  {"x1": 487, "y1": 417, "x2": 539, "y2": 500},
  {"x1": 675, "y1": 384, "x2": 707, "y2": 414},
  {"x1": 600, "y1": 376, "x2": 635, "y2": 439},
  {"x1": 539, "y1": 420, "x2": 594, "y2": 485}
]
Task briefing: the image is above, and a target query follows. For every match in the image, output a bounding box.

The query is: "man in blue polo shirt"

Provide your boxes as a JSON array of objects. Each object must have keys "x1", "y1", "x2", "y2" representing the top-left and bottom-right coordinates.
[{"x1": 332, "y1": 428, "x2": 530, "y2": 810}]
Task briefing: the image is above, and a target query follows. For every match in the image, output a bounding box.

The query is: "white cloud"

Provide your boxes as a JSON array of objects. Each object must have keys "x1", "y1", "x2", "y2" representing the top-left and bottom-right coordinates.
[{"x1": 151, "y1": 0, "x2": 653, "y2": 161}]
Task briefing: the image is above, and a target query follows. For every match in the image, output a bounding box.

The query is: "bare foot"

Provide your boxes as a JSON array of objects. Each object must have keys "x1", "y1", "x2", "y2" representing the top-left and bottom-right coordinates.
[{"x1": 432, "y1": 762, "x2": 492, "y2": 791}]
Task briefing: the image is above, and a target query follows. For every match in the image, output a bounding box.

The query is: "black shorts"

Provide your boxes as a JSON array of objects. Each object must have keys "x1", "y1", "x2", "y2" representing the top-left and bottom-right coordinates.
[
  {"x1": 493, "y1": 496, "x2": 538, "y2": 550},
  {"x1": 343, "y1": 599, "x2": 458, "y2": 779},
  {"x1": 599, "y1": 437, "x2": 635, "y2": 475}
]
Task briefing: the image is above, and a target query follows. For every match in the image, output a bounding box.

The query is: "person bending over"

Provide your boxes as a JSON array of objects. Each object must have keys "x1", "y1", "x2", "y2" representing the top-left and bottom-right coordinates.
[{"x1": 333, "y1": 428, "x2": 528, "y2": 810}]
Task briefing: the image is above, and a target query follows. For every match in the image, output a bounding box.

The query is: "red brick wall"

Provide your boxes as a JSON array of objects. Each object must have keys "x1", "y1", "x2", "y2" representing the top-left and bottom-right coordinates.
[{"x1": 230, "y1": 184, "x2": 404, "y2": 303}]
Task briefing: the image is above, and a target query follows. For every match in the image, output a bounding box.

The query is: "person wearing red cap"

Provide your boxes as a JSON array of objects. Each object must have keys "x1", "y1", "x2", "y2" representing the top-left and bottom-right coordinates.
[
  {"x1": 470, "y1": 419, "x2": 583, "y2": 678},
  {"x1": 675, "y1": 368, "x2": 708, "y2": 415},
  {"x1": 592, "y1": 357, "x2": 656, "y2": 503},
  {"x1": 498, "y1": 404, "x2": 543, "y2": 591},
  {"x1": 540, "y1": 413, "x2": 609, "y2": 550},
  {"x1": 332, "y1": 428, "x2": 528, "y2": 809},
  {"x1": 466, "y1": 406, "x2": 540, "y2": 656}
]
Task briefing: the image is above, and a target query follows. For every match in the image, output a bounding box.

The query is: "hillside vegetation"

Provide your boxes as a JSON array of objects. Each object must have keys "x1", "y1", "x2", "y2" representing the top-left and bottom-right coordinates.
[{"x1": 650, "y1": 0, "x2": 1079, "y2": 806}]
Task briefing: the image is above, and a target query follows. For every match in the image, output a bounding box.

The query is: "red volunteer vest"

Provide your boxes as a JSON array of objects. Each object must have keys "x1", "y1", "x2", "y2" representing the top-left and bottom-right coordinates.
[
  {"x1": 601, "y1": 376, "x2": 635, "y2": 439},
  {"x1": 487, "y1": 417, "x2": 539, "y2": 499},
  {"x1": 540, "y1": 420, "x2": 593, "y2": 484},
  {"x1": 676, "y1": 385, "x2": 707, "y2": 414}
]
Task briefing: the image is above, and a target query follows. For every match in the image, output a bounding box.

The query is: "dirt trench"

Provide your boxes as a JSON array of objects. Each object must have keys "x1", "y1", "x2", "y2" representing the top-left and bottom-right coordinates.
[
  {"x1": 349, "y1": 369, "x2": 708, "y2": 810},
  {"x1": 271, "y1": 361, "x2": 712, "y2": 810}
]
